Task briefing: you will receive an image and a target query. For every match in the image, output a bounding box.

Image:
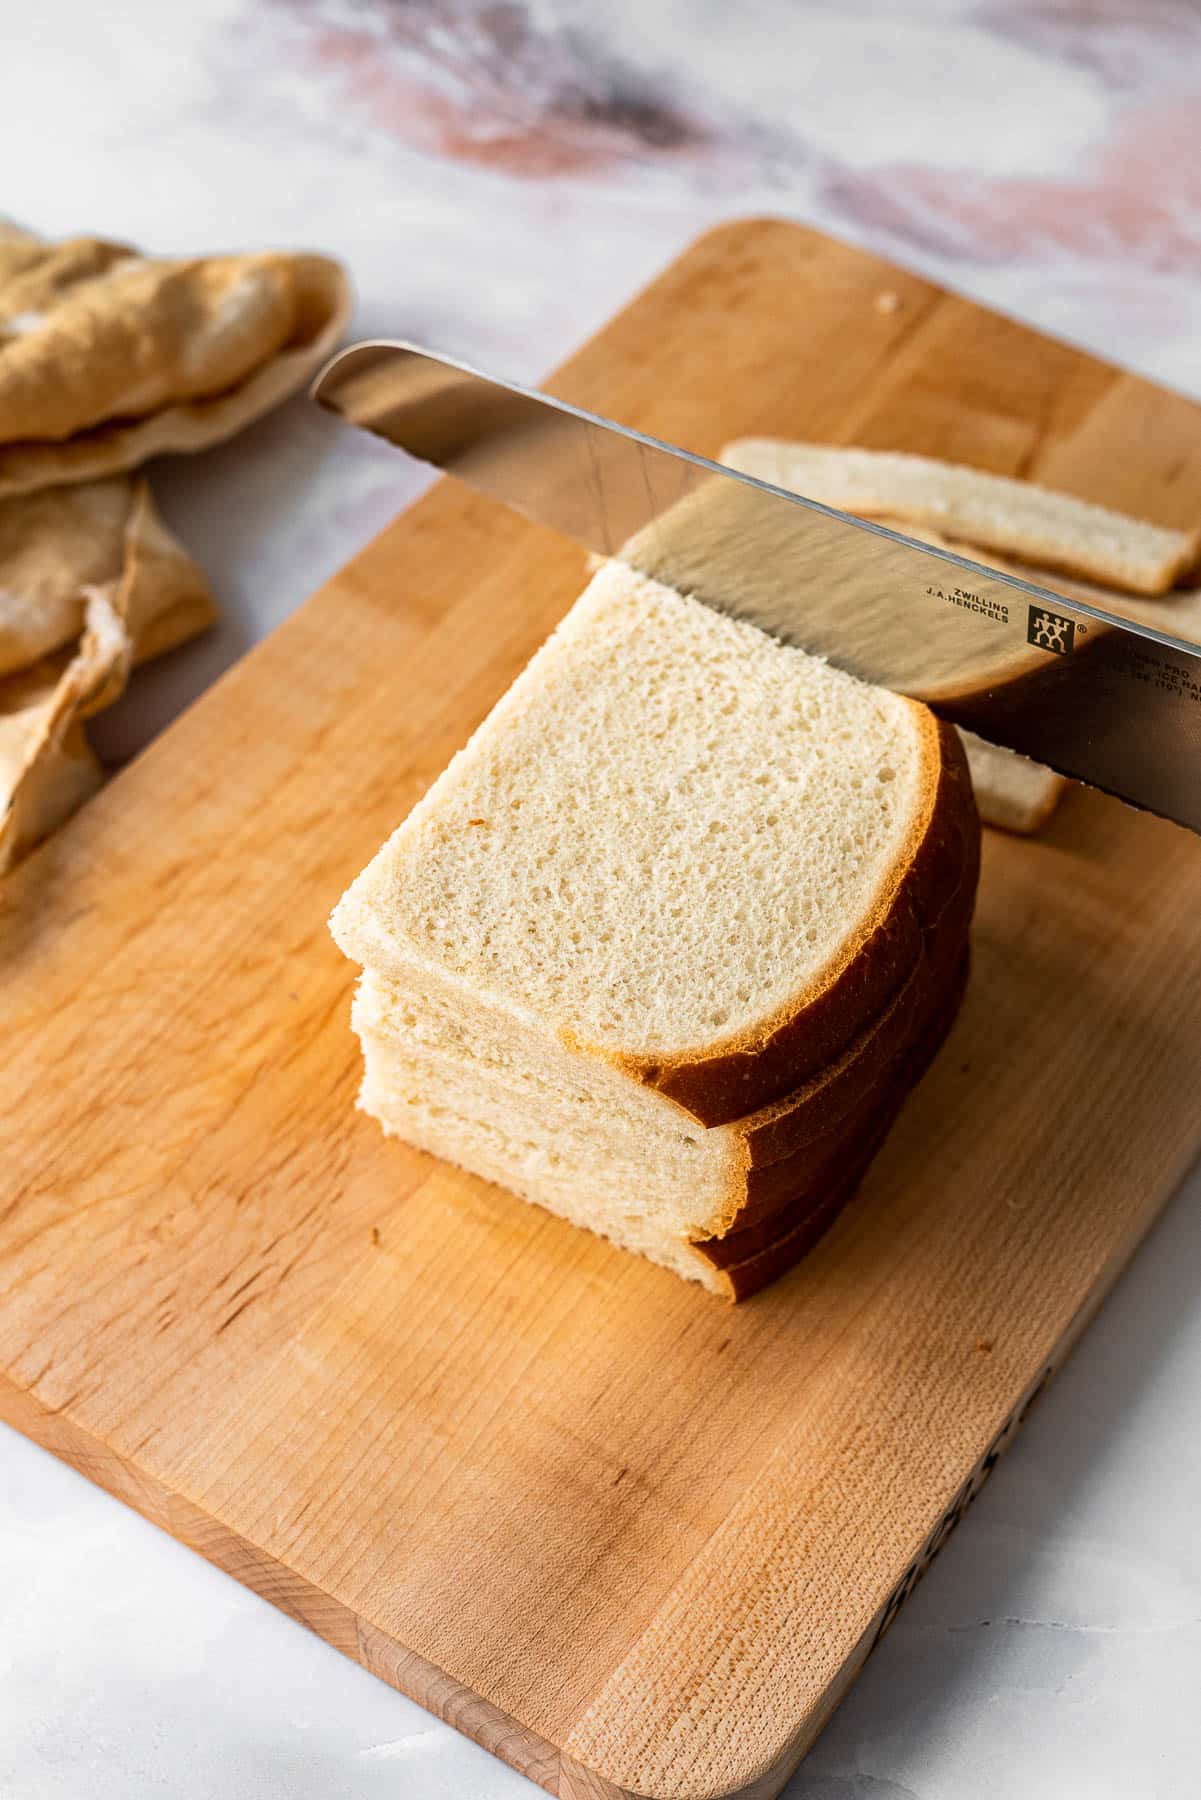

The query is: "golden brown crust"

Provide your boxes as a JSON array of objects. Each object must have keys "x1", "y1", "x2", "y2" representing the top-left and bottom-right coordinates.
[
  {"x1": 615, "y1": 711, "x2": 978, "y2": 1126},
  {"x1": 697, "y1": 953, "x2": 969, "y2": 1299},
  {"x1": 715, "y1": 1165, "x2": 870, "y2": 1300},
  {"x1": 732, "y1": 948, "x2": 968, "y2": 1237},
  {"x1": 735, "y1": 844, "x2": 976, "y2": 1169},
  {"x1": 704, "y1": 1106, "x2": 897, "y2": 1285}
]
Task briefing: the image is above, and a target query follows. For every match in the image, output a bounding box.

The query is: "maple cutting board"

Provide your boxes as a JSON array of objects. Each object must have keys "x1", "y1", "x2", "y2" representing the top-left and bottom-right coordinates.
[{"x1": 6, "y1": 219, "x2": 1201, "y2": 1800}]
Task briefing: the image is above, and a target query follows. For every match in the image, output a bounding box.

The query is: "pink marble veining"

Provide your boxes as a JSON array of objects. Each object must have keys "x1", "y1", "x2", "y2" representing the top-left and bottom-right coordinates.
[
  {"x1": 826, "y1": 89, "x2": 1201, "y2": 276},
  {"x1": 284, "y1": 0, "x2": 714, "y2": 175},
  {"x1": 237, "y1": 1, "x2": 1201, "y2": 364}
]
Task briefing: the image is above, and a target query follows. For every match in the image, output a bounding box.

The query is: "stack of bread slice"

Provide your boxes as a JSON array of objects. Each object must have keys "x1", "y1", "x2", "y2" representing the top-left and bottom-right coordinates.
[{"x1": 331, "y1": 561, "x2": 979, "y2": 1299}]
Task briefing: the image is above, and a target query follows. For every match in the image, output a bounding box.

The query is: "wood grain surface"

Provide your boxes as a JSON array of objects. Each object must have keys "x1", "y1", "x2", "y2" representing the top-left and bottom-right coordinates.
[{"x1": 5, "y1": 220, "x2": 1201, "y2": 1800}]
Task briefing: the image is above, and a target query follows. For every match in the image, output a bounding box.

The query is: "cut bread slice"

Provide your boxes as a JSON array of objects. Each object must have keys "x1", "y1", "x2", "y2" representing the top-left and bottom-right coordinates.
[
  {"x1": 359, "y1": 1025, "x2": 940, "y2": 1301},
  {"x1": 352, "y1": 830, "x2": 975, "y2": 1184},
  {"x1": 355, "y1": 913, "x2": 965, "y2": 1199},
  {"x1": 331, "y1": 561, "x2": 978, "y2": 1126},
  {"x1": 357, "y1": 927, "x2": 969, "y2": 1301},
  {"x1": 957, "y1": 729, "x2": 1066, "y2": 835},
  {"x1": 720, "y1": 440, "x2": 1198, "y2": 595}
]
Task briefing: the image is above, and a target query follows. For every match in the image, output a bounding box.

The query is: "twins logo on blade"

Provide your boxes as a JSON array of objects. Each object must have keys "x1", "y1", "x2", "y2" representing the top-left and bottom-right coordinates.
[{"x1": 1026, "y1": 604, "x2": 1076, "y2": 655}]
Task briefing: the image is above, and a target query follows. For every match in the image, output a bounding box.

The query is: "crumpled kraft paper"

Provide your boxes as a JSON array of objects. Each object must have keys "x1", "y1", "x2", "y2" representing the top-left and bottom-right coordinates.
[
  {"x1": 0, "y1": 475, "x2": 215, "y2": 675},
  {"x1": 0, "y1": 480, "x2": 214, "y2": 872}
]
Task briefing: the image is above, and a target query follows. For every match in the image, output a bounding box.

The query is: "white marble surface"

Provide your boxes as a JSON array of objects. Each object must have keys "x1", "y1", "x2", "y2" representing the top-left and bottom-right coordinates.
[{"x1": 4, "y1": 2, "x2": 1201, "y2": 1794}]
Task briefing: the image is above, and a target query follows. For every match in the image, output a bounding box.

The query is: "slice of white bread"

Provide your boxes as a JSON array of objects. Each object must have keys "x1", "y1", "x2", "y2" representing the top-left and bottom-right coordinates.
[
  {"x1": 956, "y1": 729, "x2": 1065, "y2": 835},
  {"x1": 359, "y1": 974, "x2": 962, "y2": 1299},
  {"x1": 353, "y1": 835, "x2": 970, "y2": 1178},
  {"x1": 721, "y1": 440, "x2": 1198, "y2": 595},
  {"x1": 331, "y1": 561, "x2": 978, "y2": 1127},
  {"x1": 332, "y1": 564, "x2": 979, "y2": 1297}
]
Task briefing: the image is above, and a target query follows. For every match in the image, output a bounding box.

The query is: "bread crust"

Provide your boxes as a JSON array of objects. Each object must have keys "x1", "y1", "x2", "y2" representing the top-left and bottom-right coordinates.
[
  {"x1": 696, "y1": 952, "x2": 969, "y2": 1299},
  {"x1": 604, "y1": 714, "x2": 978, "y2": 1126},
  {"x1": 685, "y1": 869, "x2": 971, "y2": 1252},
  {"x1": 733, "y1": 847, "x2": 976, "y2": 1170}
]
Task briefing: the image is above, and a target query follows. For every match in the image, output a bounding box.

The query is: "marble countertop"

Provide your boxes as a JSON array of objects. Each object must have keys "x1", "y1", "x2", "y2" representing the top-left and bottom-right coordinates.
[{"x1": 4, "y1": 2, "x2": 1201, "y2": 1795}]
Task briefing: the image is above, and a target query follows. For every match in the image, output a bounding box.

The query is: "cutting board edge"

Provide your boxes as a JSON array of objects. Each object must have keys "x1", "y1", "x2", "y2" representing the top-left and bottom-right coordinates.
[
  {"x1": 1, "y1": 1143, "x2": 1181, "y2": 1800},
  {"x1": 757, "y1": 1176, "x2": 1178, "y2": 1800},
  {"x1": 0, "y1": 1371, "x2": 627, "y2": 1799},
  {"x1": 0, "y1": 1361, "x2": 781, "y2": 1800},
  {"x1": 555, "y1": 1139, "x2": 1190, "y2": 1800}
]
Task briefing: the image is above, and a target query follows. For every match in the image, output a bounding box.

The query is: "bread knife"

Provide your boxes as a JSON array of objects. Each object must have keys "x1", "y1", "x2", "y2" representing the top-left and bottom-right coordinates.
[{"x1": 313, "y1": 340, "x2": 1201, "y2": 834}]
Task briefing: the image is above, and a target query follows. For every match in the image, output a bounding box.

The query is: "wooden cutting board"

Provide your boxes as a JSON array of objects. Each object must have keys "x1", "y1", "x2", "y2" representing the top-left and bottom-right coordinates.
[{"x1": 5, "y1": 219, "x2": 1201, "y2": 1800}]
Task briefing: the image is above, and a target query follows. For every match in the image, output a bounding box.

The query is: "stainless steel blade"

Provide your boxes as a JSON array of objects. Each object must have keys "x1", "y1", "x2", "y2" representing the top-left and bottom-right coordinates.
[{"x1": 313, "y1": 340, "x2": 1201, "y2": 833}]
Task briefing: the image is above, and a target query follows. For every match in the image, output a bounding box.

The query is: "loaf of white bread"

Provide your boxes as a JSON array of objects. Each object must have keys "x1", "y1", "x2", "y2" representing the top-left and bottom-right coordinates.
[{"x1": 331, "y1": 562, "x2": 980, "y2": 1298}]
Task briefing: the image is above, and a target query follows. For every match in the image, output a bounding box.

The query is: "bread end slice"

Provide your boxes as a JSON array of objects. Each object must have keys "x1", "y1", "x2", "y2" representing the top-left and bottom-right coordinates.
[
  {"x1": 722, "y1": 439, "x2": 1200, "y2": 596},
  {"x1": 957, "y1": 728, "x2": 1066, "y2": 835}
]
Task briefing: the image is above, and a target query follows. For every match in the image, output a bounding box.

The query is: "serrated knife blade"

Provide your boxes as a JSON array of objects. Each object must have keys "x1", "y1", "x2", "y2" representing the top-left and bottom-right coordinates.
[{"x1": 313, "y1": 340, "x2": 1201, "y2": 834}]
